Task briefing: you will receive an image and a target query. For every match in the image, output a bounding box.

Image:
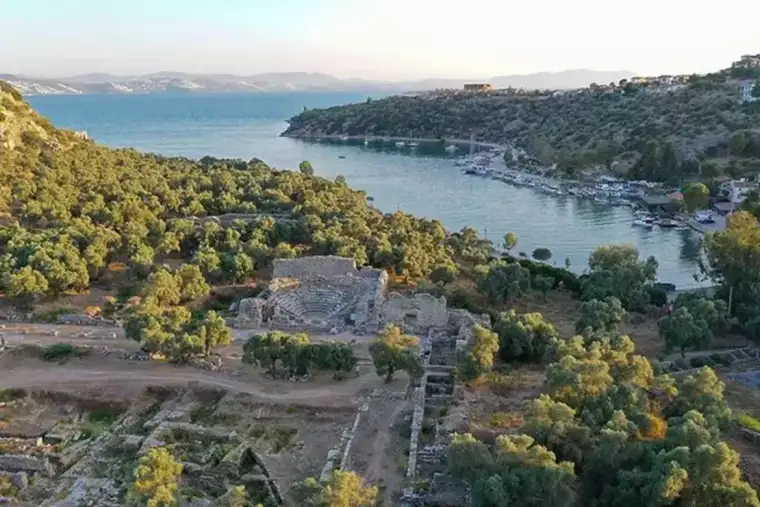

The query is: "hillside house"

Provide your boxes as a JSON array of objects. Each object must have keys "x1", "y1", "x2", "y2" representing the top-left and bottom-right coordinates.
[
  {"x1": 721, "y1": 179, "x2": 757, "y2": 204},
  {"x1": 733, "y1": 54, "x2": 760, "y2": 69},
  {"x1": 463, "y1": 83, "x2": 492, "y2": 92}
]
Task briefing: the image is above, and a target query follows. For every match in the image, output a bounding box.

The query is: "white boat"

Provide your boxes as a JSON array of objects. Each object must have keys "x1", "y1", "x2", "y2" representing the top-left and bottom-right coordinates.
[
  {"x1": 340, "y1": 135, "x2": 350, "y2": 142},
  {"x1": 407, "y1": 142, "x2": 420, "y2": 148},
  {"x1": 395, "y1": 141, "x2": 406, "y2": 148},
  {"x1": 445, "y1": 145, "x2": 457, "y2": 153},
  {"x1": 363, "y1": 138, "x2": 369, "y2": 146},
  {"x1": 632, "y1": 218, "x2": 654, "y2": 228}
]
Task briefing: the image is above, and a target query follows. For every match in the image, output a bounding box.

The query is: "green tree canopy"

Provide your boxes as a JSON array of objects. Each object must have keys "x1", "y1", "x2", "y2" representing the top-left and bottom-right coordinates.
[
  {"x1": 368, "y1": 324, "x2": 421, "y2": 383},
  {"x1": 576, "y1": 297, "x2": 626, "y2": 334},
  {"x1": 503, "y1": 231, "x2": 518, "y2": 251},
  {"x1": 659, "y1": 307, "x2": 712, "y2": 357},
  {"x1": 448, "y1": 433, "x2": 576, "y2": 507},
  {"x1": 292, "y1": 471, "x2": 377, "y2": 507},
  {"x1": 493, "y1": 310, "x2": 558, "y2": 363},
  {"x1": 460, "y1": 323, "x2": 500, "y2": 380},
  {"x1": 683, "y1": 182, "x2": 710, "y2": 212},
  {"x1": 129, "y1": 447, "x2": 183, "y2": 507},
  {"x1": 477, "y1": 261, "x2": 532, "y2": 304},
  {"x1": 582, "y1": 245, "x2": 658, "y2": 310}
]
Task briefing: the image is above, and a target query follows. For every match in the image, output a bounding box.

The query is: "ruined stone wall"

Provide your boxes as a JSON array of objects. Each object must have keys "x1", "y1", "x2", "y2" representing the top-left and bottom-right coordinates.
[
  {"x1": 381, "y1": 292, "x2": 448, "y2": 330},
  {"x1": 236, "y1": 298, "x2": 264, "y2": 328},
  {"x1": 273, "y1": 256, "x2": 360, "y2": 279},
  {"x1": 447, "y1": 309, "x2": 492, "y2": 351}
]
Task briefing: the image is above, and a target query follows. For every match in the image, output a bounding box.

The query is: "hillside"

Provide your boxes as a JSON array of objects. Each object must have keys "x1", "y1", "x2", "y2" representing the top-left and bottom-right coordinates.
[
  {"x1": 5, "y1": 69, "x2": 633, "y2": 96},
  {"x1": 0, "y1": 80, "x2": 461, "y2": 301},
  {"x1": 0, "y1": 82, "x2": 81, "y2": 151},
  {"x1": 283, "y1": 65, "x2": 760, "y2": 182}
]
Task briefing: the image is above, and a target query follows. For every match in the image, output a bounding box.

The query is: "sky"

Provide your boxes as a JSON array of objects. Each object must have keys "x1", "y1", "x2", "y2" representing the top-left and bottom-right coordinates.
[{"x1": 1, "y1": 0, "x2": 758, "y2": 80}]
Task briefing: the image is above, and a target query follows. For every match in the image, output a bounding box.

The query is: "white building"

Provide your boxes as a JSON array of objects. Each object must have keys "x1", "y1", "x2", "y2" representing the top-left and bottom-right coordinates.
[
  {"x1": 721, "y1": 179, "x2": 757, "y2": 205},
  {"x1": 740, "y1": 81, "x2": 757, "y2": 103}
]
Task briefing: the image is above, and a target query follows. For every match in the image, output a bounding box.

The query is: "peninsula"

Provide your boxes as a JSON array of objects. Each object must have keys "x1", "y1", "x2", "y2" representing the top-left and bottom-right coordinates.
[{"x1": 283, "y1": 54, "x2": 760, "y2": 182}]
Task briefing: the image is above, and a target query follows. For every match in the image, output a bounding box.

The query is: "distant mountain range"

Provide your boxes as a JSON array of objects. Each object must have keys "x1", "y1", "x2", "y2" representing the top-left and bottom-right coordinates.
[{"x1": 1, "y1": 69, "x2": 635, "y2": 96}]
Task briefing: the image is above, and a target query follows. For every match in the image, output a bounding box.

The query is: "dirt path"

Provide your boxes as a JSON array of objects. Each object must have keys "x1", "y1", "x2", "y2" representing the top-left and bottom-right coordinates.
[
  {"x1": 362, "y1": 398, "x2": 411, "y2": 505},
  {"x1": 365, "y1": 399, "x2": 409, "y2": 481},
  {"x1": 0, "y1": 356, "x2": 384, "y2": 407}
]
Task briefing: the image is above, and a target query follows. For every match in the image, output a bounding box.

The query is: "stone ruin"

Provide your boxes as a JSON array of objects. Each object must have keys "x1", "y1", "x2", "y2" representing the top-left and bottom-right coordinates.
[
  {"x1": 381, "y1": 292, "x2": 448, "y2": 331},
  {"x1": 235, "y1": 256, "x2": 387, "y2": 333},
  {"x1": 234, "y1": 255, "x2": 491, "y2": 340}
]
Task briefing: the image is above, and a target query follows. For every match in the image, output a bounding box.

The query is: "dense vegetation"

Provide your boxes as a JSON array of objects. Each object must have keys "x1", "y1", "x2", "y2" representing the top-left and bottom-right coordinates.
[
  {"x1": 5, "y1": 82, "x2": 760, "y2": 505},
  {"x1": 283, "y1": 68, "x2": 760, "y2": 181},
  {"x1": 242, "y1": 331, "x2": 358, "y2": 379},
  {"x1": 0, "y1": 85, "x2": 460, "y2": 302},
  {"x1": 449, "y1": 331, "x2": 759, "y2": 506}
]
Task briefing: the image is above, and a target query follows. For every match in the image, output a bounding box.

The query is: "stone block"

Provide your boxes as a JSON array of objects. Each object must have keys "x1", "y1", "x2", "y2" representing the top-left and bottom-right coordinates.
[
  {"x1": 182, "y1": 461, "x2": 203, "y2": 476},
  {"x1": 122, "y1": 435, "x2": 145, "y2": 452},
  {"x1": 0, "y1": 455, "x2": 53, "y2": 476},
  {"x1": 137, "y1": 437, "x2": 165, "y2": 456},
  {"x1": 10, "y1": 471, "x2": 27, "y2": 490}
]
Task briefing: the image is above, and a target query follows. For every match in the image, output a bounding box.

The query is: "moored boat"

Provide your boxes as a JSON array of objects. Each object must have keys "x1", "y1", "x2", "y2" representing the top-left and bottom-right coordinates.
[{"x1": 632, "y1": 218, "x2": 654, "y2": 228}]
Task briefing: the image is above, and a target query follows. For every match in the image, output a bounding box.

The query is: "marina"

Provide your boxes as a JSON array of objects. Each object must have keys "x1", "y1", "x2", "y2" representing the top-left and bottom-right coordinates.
[{"x1": 452, "y1": 146, "x2": 723, "y2": 234}]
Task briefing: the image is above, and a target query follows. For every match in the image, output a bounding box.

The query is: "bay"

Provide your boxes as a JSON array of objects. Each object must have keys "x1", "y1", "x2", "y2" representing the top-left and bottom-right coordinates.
[{"x1": 28, "y1": 93, "x2": 704, "y2": 289}]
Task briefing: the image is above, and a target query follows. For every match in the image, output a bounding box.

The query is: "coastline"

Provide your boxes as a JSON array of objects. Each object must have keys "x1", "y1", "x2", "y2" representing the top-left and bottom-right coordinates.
[
  {"x1": 286, "y1": 132, "x2": 727, "y2": 239},
  {"x1": 281, "y1": 132, "x2": 506, "y2": 150}
]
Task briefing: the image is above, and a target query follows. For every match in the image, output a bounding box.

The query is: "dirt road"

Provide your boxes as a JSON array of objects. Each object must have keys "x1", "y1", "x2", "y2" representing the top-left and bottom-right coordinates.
[{"x1": 0, "y1": 354, "x2": 392, "y2": 408}]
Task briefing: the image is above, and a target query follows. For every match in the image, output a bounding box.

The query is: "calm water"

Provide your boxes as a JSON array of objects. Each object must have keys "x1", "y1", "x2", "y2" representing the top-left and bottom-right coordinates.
[{"x1": 29, "y1": 93, "x2": 704, "y2": 289}]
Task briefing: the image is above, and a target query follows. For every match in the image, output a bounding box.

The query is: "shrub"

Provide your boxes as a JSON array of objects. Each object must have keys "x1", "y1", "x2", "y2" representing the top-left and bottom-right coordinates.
[
  {"x1": 689, "y1": 356, "x2": 713, "y2": 368},
  {"x1": 488, "y1": 411, "x2": 524, "y2": 429},
  {"x1": 34, "y1": 307, "x2": 79, "y2": 323},
  {"x1": 508, "y1": 256, "x2": 581, "y2": 293},
  {"x1": 646, "y1": 287, "x2": 669, "y2": 307},
  {"x1": 531, "y1": 248, "x2": 553, "y2": 262},
  {"x1": 736, "y1": 413, "x2": 760, "y2": 432},
  {"x1": 41, "y1": 343, "x2": 84, "y2": 362},
  {"x1": 0, "y1": 388, "x2": 26, "y2": 403}
]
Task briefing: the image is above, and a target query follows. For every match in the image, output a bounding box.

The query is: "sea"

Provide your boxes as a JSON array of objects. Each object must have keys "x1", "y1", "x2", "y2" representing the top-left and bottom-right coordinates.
[{"x1": 28, "y1": 92, "x2": 705, "y2": 290}]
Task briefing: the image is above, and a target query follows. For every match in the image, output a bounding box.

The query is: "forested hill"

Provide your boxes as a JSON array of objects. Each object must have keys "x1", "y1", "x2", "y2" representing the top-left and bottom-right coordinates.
[
  {"x1": 283, "y1": 67, "x2": 760, "y2": 182},
  {"x1": 0, "y1": 80, "x2": 464, "y2": 301}
]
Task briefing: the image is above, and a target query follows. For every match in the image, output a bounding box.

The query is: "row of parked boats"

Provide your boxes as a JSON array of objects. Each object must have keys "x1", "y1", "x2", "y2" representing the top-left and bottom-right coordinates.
[
  {"x1": 459, "y1": 162, "x2": 646, "y2": 207},
  {"x1": 339, "y1": 136, "x2": 463, "y2": 153},
  {"x1": 457, "y1": 158, "x2": 698, "y2": 231},
  {"x1": 631, "y1": 211, "x2": 688, "y2": 230}
]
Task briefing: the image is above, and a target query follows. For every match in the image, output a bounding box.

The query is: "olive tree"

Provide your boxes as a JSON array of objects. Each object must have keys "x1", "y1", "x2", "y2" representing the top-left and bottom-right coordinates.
[{"x1": 369, "y1": 324, "x2": 421, "y2": 382}]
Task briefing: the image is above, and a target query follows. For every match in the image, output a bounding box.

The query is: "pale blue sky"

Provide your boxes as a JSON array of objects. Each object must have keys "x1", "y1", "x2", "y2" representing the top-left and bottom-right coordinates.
[{"x1": 2, "y1": 0, "x2": 758, "y2": 80}]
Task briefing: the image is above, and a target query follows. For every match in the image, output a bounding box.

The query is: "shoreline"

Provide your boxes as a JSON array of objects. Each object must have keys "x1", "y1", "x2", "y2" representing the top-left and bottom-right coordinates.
[{"x1": 281, "y1": 132, "x2": 506, "y2": 150}]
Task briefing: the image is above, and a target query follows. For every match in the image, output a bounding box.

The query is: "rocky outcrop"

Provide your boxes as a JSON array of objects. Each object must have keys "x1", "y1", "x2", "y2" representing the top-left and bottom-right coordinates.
[{"x1": 0, "y1": 454, "x2": 54, "y2": 476}]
